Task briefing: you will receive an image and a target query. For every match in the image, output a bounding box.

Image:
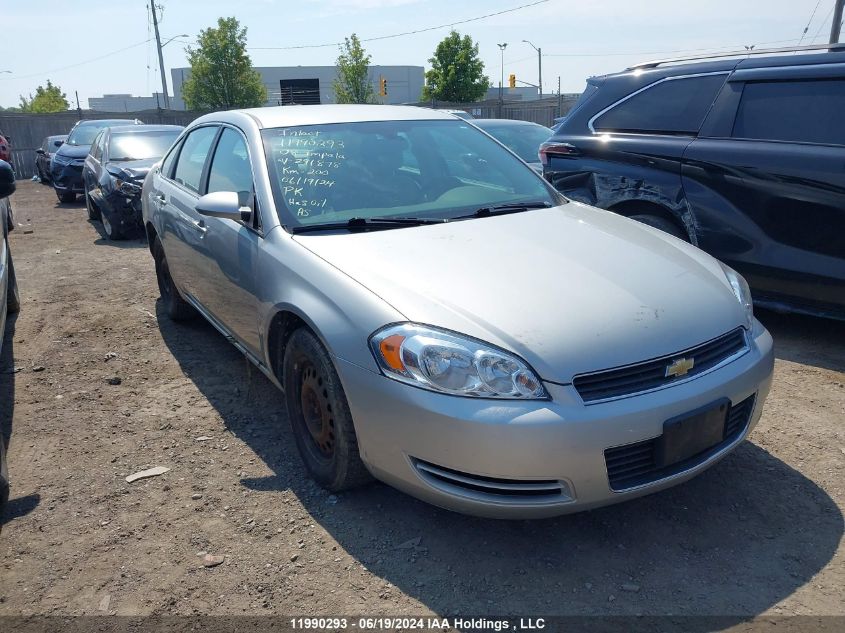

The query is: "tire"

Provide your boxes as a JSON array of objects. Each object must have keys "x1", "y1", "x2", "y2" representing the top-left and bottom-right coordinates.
[
  {"x1": 152, "y1": 236, "x2": 195, "y2": 321},
  {"x1": 629, "y1": 214, "x2": 689, "y2": 241},
  {"x1": 282, "y1": 328, "x2": 371, "y2": 492},
  {"x1": 100, "y1": 209, "x2": 124, "y2": 240},
  {"x1": 6, "y1": 247, "x2": 20, "y2": 314},
  {"x1": 85, "y1": 188, "x2": 101, "y2": 220},
  {"x1": 57, "y1": 190, "x2": 76, "y2": 203}
]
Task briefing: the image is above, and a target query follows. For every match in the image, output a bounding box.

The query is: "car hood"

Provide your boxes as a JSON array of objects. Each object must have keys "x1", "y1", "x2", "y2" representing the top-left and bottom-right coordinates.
[
  {"x1": 105, "y1": 158, "x2": 157, "y2": 180},
  {"x1": 55, "y1": 144, "x2": 90, "y2": 160},
  {"x1": 292, "y1": 202, "x2": 747, "y2": 381}
]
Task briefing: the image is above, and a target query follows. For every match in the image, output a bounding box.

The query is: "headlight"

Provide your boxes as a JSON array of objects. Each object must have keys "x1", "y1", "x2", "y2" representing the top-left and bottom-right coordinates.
[
  {"x1": 51, "y1": 154, "x2": 71, "y2": 166},
  {"x1": 370, "y1": 323, "x2": 548, "y2": 399},
  {"x1": 720, "y1": 263, "x2": 753, "y2": 329},
  {"x1": 114, "y1": 178, "x2": 142, "y2": 196}
]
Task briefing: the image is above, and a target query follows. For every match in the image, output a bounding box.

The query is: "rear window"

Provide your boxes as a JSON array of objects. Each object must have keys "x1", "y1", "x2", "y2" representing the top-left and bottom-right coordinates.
[
  {"x1": 593, "y1": 74, "x2": 727, "y2": 135},
  {"x1": 732, "y1": 79, "x2": 845, "y2": 146}
]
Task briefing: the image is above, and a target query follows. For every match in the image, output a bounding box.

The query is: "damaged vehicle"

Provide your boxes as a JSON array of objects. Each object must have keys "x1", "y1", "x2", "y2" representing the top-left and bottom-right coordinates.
[
  {"x1": 51, "y1": 118, "x2": 141, "y2": 203},
  {"x1": 35, "y1": 135, "x2": 67, "y2": 184},
  {"x1": 1, "y1": 159, "x2": 20, "y2": 513},
  {"x1": 83, "y1": 124, "x2": 182, "y2": 240},
  {"x1": 143, "y1": 105, "x2": 773, "y2": 519},
  {"x1": 541, "y1": 44, "x2": 845, "y2": 320}
]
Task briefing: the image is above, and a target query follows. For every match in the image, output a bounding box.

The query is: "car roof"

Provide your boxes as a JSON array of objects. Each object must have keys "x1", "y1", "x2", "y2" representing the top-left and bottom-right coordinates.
[
  {"x1": 597, "y1": 49, "x2": 845, "y2": 85},
  {"x1": 106, "y1": 124, "x2": 184, "y2": 134},
  {"x1": 76, "y1": 118, "x2": 139, "y2": 127},
  {"x1": 194, "y1": 104, "x2": 459, "y2": 130}
]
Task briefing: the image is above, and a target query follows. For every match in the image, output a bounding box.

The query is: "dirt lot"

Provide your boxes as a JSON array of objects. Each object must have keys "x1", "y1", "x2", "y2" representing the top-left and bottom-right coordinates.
[{"x1": 0, "y1": 181, "x2": 843, "y2": 620}]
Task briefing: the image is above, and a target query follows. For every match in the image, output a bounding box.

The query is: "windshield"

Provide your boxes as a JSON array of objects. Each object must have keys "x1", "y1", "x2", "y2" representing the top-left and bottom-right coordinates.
[
  {"x1": 67, "y1": 121, "x2": 133, "y2": 146},
  {"x1": 261, "y1": 119, "x2": 559, "y2": 229},
  {"x1": 476, "y1": 123, "x2": 552, "y2": 163},
  {"x1": 108, "y1": 130, "x2": 180, "y2": 161}
]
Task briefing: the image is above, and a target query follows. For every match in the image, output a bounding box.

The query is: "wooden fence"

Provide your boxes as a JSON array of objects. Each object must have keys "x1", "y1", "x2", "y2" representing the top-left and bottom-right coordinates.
[{"x1": 0, "y1": 110, "x2": 204, "y2": 179}]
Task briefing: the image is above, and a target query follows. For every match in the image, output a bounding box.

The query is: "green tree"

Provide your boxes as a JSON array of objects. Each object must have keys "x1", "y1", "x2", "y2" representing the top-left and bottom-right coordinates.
[
  {"x1": 333, "y1": 34, "x2": 377, "y2": 104},
  {"x1": 423, "y1": 31, "x2": 489, "y2": 103},
  {"x1": 182, "y1": 17, "x2": 266, "y2": 110},
  {"x1": 18, "y1": 80, "x2": 69, "y2": 113}
]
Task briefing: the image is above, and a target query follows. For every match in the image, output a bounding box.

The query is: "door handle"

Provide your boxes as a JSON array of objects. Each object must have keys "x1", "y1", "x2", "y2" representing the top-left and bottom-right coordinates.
[
  {"x1": 192, "y1": 220, "x2": 208, "y2": 235},
  {"x1": 154, "y1": 194, "x2": 166, "y2": 206}
]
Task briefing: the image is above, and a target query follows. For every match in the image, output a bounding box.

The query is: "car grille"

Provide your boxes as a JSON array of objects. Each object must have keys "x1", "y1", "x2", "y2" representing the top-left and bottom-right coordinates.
[
  {"x1": 413, "y1": 459, "x2": 572, "y2": 504},
  {"x1": 573, "y1": 328, "x2": 747, "y2": 403},
  {"x1": 603, "y1": 394, "x2": 756, "y2": 491}
]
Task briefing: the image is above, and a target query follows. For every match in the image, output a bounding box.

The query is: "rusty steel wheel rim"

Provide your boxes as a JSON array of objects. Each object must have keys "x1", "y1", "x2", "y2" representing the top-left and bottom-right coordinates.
[{"x1": 299, "y1": 363, "x2": 335, "y2": 458}]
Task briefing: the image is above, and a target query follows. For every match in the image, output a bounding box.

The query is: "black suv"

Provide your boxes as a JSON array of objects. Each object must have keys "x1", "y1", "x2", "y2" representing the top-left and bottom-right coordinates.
[{"x1": 542, "y1": 45, "x2": 845, "y2": 320}]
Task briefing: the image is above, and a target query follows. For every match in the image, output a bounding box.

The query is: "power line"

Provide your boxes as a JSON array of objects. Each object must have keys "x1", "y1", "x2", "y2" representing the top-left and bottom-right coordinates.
[
  {"x1": 248, "y1": 0, "x2": 550, "y2": 50},
  {"x1": 0, "y1": 38, "x2": 153, "y2": 81},
  {"x1": 542, "y1": 37, "x2": 803, "y2": 59},
  {"x1": 811, "y1": 4, "x2": 836, "y2": 42},
  {"x1": 799, "y1": 0, "x2": 823, "y2": 45}
]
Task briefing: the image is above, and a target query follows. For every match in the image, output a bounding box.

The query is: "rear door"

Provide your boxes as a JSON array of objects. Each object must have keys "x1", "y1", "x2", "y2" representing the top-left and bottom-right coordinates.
[
  {"x1": 683, "y1": 65, "x2": 845, "y2": 312},
  {"x1": 154, "y1": 125, "x2": 219, "y2": 298},
  {"x1": 545, "y1": 73, "x2": 728, "y2": 212}
]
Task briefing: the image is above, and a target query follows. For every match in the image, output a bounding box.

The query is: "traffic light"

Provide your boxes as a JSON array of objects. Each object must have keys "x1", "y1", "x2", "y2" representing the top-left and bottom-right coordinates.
[
  {"x1": 509, "y1": 73, "x2": 516, "y2": 89},
  {"x1": 379, "y1": 77, "x2": 388, "y2": 96}
]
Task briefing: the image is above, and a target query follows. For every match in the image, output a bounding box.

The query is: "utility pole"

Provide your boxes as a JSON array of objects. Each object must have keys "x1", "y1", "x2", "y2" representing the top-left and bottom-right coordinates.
[
  {"x1": 150, "y1": 2, "x2": 170, "y2": 110},
  {"x1": 522, "y1": 40, "x2": 542, "y2": 98},
  {"x1": 831, "y1": 0, "x2": 844, "y2": 45},
  {"x1": 75, "y1": 90, "x2": 82, "y2": 118}
]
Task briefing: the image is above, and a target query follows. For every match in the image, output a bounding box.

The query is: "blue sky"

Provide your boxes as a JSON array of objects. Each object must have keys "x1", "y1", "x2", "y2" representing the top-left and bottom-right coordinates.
[{"x1": 0, "y1": 0, "x2": 836, "y2": 108}]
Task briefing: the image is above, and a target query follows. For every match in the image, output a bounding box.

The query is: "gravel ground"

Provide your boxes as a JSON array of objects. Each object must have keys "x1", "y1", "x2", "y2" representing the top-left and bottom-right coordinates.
[{"x1": 0, "y1": 181, "x2": 843, "y2": 619}]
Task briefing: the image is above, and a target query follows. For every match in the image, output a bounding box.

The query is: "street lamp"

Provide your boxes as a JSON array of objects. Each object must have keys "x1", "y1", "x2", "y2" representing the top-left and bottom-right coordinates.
[
  {"x1": 497, "y1": 43, "x2": 507, "y2": 107},
  {"x1": 522, "y1": 39, "x2": 542, "y2": 98},
  {"x1": 162, "y1": 34, "x2": 189, "y2": 48}
]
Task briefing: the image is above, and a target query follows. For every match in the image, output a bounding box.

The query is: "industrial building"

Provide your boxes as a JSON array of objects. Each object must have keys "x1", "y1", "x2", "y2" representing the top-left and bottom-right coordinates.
[
  {"x1": 88, "y1": 93, "x2": 170, "y2": 112},
  {"x1": 169, "y1": 65, "x2": 425, "y2": 109}
]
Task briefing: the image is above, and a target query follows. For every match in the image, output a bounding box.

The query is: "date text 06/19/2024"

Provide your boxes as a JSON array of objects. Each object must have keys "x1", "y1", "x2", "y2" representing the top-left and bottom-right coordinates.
[{"x1": 289, "y1": 617, "x2": 547, "y2": 630}]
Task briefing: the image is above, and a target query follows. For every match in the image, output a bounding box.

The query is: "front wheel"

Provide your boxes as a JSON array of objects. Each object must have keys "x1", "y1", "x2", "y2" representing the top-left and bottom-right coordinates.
[
  {"x1": 152, "y1": 236, "x2": 195, "y2": 321},
  {"x1": 282, "y1": 328, "x2": 371, "y2": 492},
  {"x1": 57, "y1": 190, "x2": 75, "y2": 204},
  {"x1": 85, "y1": 188, "x2": 101, "y2": 220},
  {"x1": 100, "y1": 209, "x2": 124, "y2": 240}
]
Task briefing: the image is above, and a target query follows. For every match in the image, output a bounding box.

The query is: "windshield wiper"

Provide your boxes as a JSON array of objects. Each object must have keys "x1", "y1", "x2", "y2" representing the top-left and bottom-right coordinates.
[
  {"x1": 290, "y1": 216, "x2": 449, "y2": 234},
  {"x1": 457, "y1": 200, "x2": 554, "y2": 219}
]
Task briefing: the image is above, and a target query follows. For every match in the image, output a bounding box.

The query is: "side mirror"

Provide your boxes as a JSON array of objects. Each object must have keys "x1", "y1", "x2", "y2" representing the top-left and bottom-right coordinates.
[
  {"x1": 54, "y1": 140, "x2": 64, "y2": 147},
  {"x1": 196, "y1": 191, "x2": 253, "y2": 224},
  {"x1": 0, "y1": 160, "x2": 16, "y2": 198},
  {"x1": 36, "y1": 148, "x2": 45, "y2": 155}
]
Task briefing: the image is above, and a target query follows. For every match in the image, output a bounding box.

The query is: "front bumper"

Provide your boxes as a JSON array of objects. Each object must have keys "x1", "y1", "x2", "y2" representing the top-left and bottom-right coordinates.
[
  {"x1": 99, "y1": 190, "x2": 143, "y2": 231},
  {"x1": 50, "y1": 162, "x2": 85, "y2": 193},
  {"x1": 336, "y1": 323, "x2": 774, "y2": 519}
]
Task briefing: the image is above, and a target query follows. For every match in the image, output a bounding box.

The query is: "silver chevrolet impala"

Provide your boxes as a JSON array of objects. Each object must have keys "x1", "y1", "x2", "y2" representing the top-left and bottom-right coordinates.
[{"x1": 141, "y1": 105, "x2": 774, "y2": 519}]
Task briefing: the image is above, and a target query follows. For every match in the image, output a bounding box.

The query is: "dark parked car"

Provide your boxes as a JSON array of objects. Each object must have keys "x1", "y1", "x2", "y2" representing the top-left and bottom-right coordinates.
[
  {"x1": 35, "y1": 135, "x2": 67, "y2": 184},
  {"x1": 472, "y1": 119, "x2": 552, "y2": 172},
  {"x1": 50, "y1": 119, "x2": 141, "y2": 203},
  {"x1": 83, "y1": 124, "x2": 183, "y2": 240},
  {"x1": 541, "y1": 44, "x2": 845, "y2": 320},
  {"x1": 0, "y1": 160, "x2": 20, "y2": 513}
]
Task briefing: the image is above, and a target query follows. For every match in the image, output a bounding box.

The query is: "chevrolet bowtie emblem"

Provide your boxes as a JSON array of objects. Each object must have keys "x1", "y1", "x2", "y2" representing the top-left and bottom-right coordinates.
[{"x1": 665, "y1": 357, "x2": 695, "y2": 378}]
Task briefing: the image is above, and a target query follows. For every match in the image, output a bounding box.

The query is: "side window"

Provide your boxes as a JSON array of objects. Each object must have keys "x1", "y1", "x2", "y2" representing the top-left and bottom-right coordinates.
[
  {"x1": 732, "y1": 79, "x2": 845, "y2": 145},
  {"x1": 207, "y1": 128, "x2": 253, "y2": 194},
  {"x1": 160, "y1": 138, "x2": 182, "y2": 179},
  {"x1": 593, "y1": 74, "x2": 727, "y2": 134},
  {"x1": 173, "y1": 126, "x2": 218, "y2": 194},
  {"x1": 90, "y1": 131, "x2": 104, "y2": 161}
]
